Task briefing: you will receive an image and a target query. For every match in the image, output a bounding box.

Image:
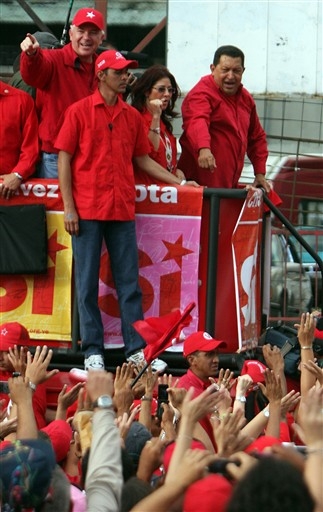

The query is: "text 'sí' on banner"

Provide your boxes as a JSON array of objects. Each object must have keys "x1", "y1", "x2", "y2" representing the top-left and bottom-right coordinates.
[
  {"x1": 0, "y1": 180, "x2": 72, "y2": 345},
  {"x1": 99, "y1": 184, "x2": 204, "y2": 349},
  {"x1": 232, "y1": 189, "x2": 263, "y2": 350}
]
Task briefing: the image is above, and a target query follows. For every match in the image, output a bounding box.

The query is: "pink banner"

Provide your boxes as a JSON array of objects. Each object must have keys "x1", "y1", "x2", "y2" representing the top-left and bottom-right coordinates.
[{"x1": 99, "y1": 185, "x2": 203, "y2": 349}]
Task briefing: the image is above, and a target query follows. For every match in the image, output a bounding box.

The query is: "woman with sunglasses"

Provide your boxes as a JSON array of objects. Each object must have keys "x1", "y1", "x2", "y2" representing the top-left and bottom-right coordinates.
[{"x1": 130, "y1": 65, "x2": 187, "y2": 184}]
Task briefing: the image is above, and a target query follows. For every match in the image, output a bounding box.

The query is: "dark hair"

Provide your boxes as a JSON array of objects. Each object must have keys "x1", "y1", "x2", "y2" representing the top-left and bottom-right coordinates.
[
  {"x1": 120, "y1": 476, "x2": 152, "y2": 512},
  {"x1": 130, "y1": 64, "x2": 180, "y2": 133},
  {"x1": 213, "y1": 45, "x2": 245, "y2": 68},
  {"x1": 227, "y1": 457, "x2": 315, "y2": 512}
]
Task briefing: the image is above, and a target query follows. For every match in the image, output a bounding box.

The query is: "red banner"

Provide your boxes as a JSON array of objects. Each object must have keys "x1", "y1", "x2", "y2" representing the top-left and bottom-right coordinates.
[{"x1": 232, "y1": 189, "x2": 263, "y2": 349}]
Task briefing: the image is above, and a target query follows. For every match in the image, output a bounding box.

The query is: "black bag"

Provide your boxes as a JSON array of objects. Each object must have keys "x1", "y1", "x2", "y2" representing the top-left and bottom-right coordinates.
[
  {"x1": 0, "y1": 204, "x2": 48, "y2": 274},
  {"x1": 259, "y1": 326, "x2": 300, "y2": 375}
]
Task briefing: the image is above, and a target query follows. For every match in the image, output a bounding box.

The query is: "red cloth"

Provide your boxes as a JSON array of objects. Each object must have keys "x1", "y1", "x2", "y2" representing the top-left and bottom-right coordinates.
[
  {"x1": 177, "y1": 369, "x2": 216, "y2": 450},
  {"x1": 178, "y1": 75, "x2": 268, "y2": 188},
  {"x1": 134, "y1": 109, "x2": 178, "y2": 184},
  {"x1": 133, "y1": 303, "x2": 194, "y2": 363},
  {"x1": 0, "y1": 81, "x2": 39, "y2": 178},
  {"x1": 55, "y1": 91, "x2": 150, "y2": 220},
  {"x1": 20, "y1": 44, "x2": 99, "y2": 154}
]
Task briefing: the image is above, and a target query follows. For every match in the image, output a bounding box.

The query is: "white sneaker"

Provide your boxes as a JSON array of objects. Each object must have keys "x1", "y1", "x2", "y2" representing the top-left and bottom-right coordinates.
[
  {"x1": 84, "y1": 354, "x2": 105, "y2": 371},
  {"x1": 127, "y1": 350, "x2": 167, "y2": 372}
]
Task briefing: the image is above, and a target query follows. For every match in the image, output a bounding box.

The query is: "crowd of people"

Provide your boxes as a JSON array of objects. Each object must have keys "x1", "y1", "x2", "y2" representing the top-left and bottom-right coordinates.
[{"x1": 0, "y1": 312, "x2": 322, "y2": 511}]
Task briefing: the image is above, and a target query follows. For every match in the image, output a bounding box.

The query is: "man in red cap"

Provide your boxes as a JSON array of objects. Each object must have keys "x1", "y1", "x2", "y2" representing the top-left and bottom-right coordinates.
[
  {"x1": 19, "y1": 7, "x2": 105, "y2": 178},
  {"x1": 178, "y1": 331, "x2": 227, "y2": 396},
  {"x1": 55, "y1": 50, "x2": 198, "y2": 372},
  {"x1": 177, "y1": 331, "x2": 227, "y2": 449}
]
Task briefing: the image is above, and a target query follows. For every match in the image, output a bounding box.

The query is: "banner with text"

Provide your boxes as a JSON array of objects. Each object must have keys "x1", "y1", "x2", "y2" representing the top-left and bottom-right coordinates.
[
  {"x1": 0, "y1": 181, "x2": 203, "y2": 349},
  {"x1": 231, "y1": 189, "x2": 263, "y2": 349}
]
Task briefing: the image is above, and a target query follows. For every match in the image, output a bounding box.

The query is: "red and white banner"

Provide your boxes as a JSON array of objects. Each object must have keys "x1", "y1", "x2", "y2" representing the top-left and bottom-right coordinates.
[
  {"x1": 0, "y1": 180, "x2": 203, "y2": 349},
  {"x1": 232, "y1": 189, "x2": 263, "y2": 349}
]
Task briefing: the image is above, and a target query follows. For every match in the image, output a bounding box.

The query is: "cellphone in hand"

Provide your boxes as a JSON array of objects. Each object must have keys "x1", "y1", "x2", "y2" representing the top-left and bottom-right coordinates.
[
  {"x1": 0, "y1": 381, "x2": 10, "y2": 394},
  {"x1": 157, "y1": 384, "x2": 169, "y2": 420}
]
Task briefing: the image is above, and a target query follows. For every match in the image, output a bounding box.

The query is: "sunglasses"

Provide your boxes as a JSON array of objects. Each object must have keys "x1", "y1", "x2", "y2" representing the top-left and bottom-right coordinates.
[{"x1": 152, "y1": 86, "x2": 176, "y2": 95}]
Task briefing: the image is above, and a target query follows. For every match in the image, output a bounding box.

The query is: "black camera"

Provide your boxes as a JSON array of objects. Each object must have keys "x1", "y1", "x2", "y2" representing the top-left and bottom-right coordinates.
[{"x1": 157, "y1": 384, "x2": 169, "y2": 420}]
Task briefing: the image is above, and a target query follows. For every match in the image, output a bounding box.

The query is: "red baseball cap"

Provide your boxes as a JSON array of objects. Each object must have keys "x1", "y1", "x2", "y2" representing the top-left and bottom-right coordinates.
[
  {"x1": 72, "y1": 8, "x2": 104, "y2": 31},
  {"x1": 41, "y1": 420, "x2": 73, "y2": 462},
  {"x1": 183, "y1": 331, "x2": 226, "y2": 357},
  {"x1": 245, "y1": 435, "x2": 280, "y2": 454},
  {"x1": 0, "y1": 322, "x2": 30, "y2": 351},
  {"x1": 163, "y1": 439, "x2": 206, "y2": 473},
  {"x1": 241, "y1": 359, "x2": 267, "y2": 383},
  {"x1": 96, "y1": 50, "x2": 138, "y2": 73},
  {"x1": 314, "y1": 327, "x2": 323, "y2": 340},
  {"x1": 183, "y1": 474, "x2": 233, "y2": 512}
]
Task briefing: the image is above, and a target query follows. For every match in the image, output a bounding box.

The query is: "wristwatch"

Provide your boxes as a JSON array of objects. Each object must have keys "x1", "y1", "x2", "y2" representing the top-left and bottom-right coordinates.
[
  {"x1": 92, "y1": 395, "x2": 113, "y2": 409},
  {"x1": 235, "y1": 395, "x2": 247, "y2": 403}
]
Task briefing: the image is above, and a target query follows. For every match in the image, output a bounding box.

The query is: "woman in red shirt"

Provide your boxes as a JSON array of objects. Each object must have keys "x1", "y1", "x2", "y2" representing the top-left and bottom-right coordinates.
[{"x1": 131, "y1": 65, "x2": 186, "y2": 185}]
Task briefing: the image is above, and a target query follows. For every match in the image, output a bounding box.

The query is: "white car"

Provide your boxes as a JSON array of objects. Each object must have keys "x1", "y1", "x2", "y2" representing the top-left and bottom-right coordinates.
[{"x1": 270, "y1": 231, "x2": 313, "y2": 320}]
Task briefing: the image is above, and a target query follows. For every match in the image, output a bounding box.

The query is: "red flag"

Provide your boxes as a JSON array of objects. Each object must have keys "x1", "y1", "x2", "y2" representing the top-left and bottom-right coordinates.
[{"x1": 133, "y1": 302, "x2": 195, "y2": 363}]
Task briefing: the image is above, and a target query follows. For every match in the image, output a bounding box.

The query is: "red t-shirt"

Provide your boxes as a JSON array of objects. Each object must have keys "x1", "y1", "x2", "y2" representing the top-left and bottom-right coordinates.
[{"x1": 177, "y1": 369, "x2": 216, "y2": 449}]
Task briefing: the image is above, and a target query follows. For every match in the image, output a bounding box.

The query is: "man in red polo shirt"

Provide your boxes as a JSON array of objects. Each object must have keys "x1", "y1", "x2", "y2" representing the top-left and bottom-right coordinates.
[
  {"x1": 0, "y1": 80, "x2": 39, "y2": 198},
  {"x1": 177, "y1": 331, "x2": 227, "y2": 449},
  {"x1": 55, "y1": 50, "x2": 199, "y2": 372},
  {"x1": 20, "y1": 7, "x2": 105, "y2": 178}
]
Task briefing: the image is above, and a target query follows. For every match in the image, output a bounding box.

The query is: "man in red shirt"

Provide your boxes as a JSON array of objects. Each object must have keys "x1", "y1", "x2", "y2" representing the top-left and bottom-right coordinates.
[
  {"x1": 177, "y1": 331, "x2": 227, "y2": 450},
  {"x1": 178, "y1": 45, "x2": 271, "y2": 192},
  {"x1": 0, "y1": 80, "x2": 39, "y2": 198},
  {"x1": 20, "y1": 7, "x2": 105, "y2": 178},
  {"x1": 55, "y1": 50, "x2": 198, "y2": 371}
]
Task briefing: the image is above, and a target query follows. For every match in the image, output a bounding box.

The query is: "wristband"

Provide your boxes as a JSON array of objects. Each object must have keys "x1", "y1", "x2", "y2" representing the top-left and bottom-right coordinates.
[
  {"x1": 149, "y1": 127, "x2": 160, "y2": 134},
  {"x1": 13, "y1": 172, "x2": 23, "y2": 180},
  {"x1": 180, "y1": 179, "x2": 187, "y2": 186},
  {"x1": 235, "y1": 396, "x2": 246, "y2": 403},
  {"x1": 141, "y1": 395, "x2": 153, "y2": 402},
  {"x1": 301, "y1": 346, "x2": 312, "y2": 350},
  {"x1": 29, "y1": 382, "x2": 37, "y2": 392}
]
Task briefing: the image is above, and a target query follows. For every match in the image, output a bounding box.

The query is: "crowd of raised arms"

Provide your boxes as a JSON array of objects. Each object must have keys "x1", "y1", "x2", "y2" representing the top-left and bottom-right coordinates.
[{"x1": 0, "y1": 312, "x2": 323, "y2": 511}]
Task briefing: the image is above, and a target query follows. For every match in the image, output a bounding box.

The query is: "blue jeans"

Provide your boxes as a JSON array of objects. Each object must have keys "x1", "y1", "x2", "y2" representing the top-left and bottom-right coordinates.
[
  {"x1": 72, "y1": 219, "x2": 145, "y2": 358},
  {"x1": 38, "y1": 152, "x2": 58, "y2": 179}
]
